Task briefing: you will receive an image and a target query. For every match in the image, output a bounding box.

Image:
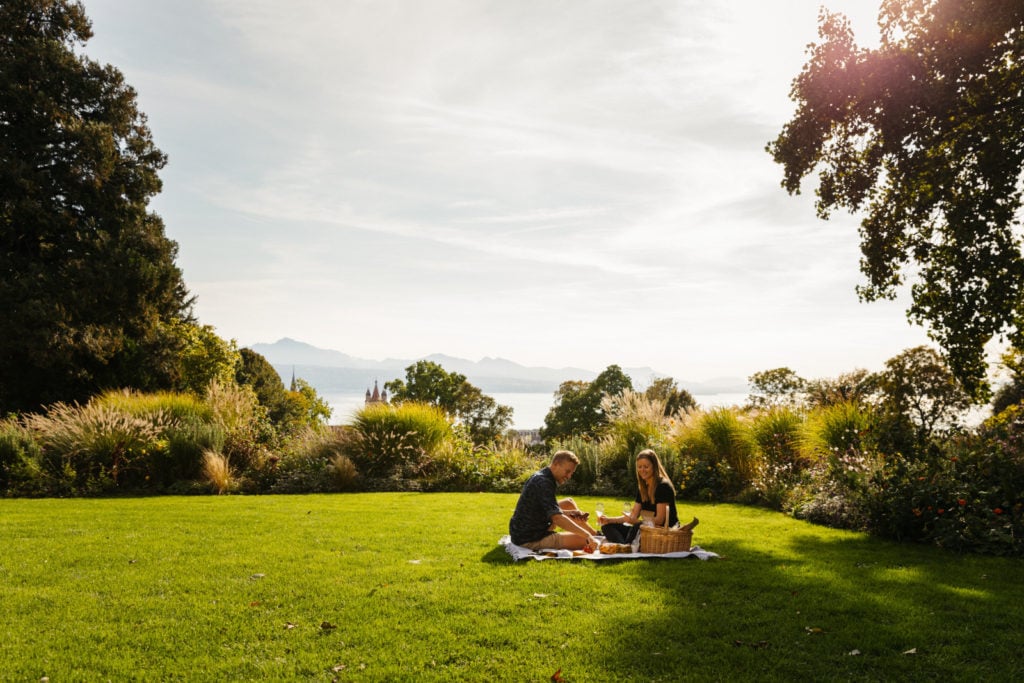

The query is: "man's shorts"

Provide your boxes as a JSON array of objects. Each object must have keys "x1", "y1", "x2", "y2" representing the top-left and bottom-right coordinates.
[{"x1": 518, "y1": 532, "x2": 571, "y2": 551}]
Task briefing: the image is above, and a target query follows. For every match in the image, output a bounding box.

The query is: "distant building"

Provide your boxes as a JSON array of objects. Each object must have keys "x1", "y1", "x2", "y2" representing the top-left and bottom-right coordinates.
[{"x1": 365, "y1": 380, "x2": 388, "y2": 405}]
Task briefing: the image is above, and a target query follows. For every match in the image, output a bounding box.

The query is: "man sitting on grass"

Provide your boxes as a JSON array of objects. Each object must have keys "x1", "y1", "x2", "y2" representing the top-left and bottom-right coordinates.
[{"x1": 509, "y1": 450, "x2": 600, "y2": 553}]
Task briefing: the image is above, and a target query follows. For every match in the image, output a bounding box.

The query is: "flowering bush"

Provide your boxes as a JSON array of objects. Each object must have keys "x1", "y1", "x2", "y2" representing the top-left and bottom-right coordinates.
[{"x1": 864, "y1": 406, "x2": 1024, "y2": 555}]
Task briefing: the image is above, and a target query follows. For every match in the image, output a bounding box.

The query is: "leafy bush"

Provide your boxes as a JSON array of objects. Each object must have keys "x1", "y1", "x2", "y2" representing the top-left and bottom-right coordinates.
[
  {"x1": 424, "y1": 427, "x2": 540, "y2": 493},
  {"x1": 864, "y1": 406, "x2": 1024, "y2": 555},
  {"x1": 790, "y1": 402, "x2": 881, "y2": 530},
  {"x1": 0, "y1": 418, "x2": 44, "y2": 495}
]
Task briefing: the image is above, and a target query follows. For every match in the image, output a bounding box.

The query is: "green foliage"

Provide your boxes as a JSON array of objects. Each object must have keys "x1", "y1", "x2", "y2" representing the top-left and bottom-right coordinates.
[
  {"x1": 748, "y1": 407, "x2": 811, "y2": 508},
  {"x1": 424, "y1": 427, "x2": 540, "y2": 493},
  {"x1": 804, "y1": 369, "x2": 878, "y2": 409},
  {"x1": 344, "y1": 402, "x2": 453, "y2": 483},
  {"x1": 172, "y1": 321, "x2": 240, "y2": 395},
  {"x1": 991, "y1": 346, "x2": 1024, "y2": 415},
  {"x1": 23, "y1": 401, "x2": 169, "y2": 493},
  {"x1": 280, "y1": 378, "x2": 332, "y2": 434},
  {"x1": 546, "y1": 434, "x2": 606, "y2": 496},
  {"x1": 643, "y1": 376, "x2": 697, "y2": 416},
  {"x1": 236, "y1": 348, "x2": 290, "y2": 425},
  {"x1": 540, "y1": 365, "x2": 633, "y2": 441},
  {"x1": 674, "y1": 408, "x2": 758, "y2": 500},
  {"x1": 265, "y1": 427, "x2": 355, "y2": 494},
  {"x1": 875, "y1": 345, "x2": 972, "y2": 447},
  {"x1": 385, "y1": 360, "x2": 512, "y2": 445},
  {"x1": 0, "y1": 0, "x2": 193, "y2": 414},
  {"x1": 866, "y1": 406, "x2": 1024, "y2": 555},
  {"x1": 768, "y1": 1, "x2": 1024, "y2": 397},
  {"x1": 0, "y1": 419, "x2": 44, "y2": 495},
  {"x1": 746, "y1": 367, "x2": 806, "y2": 409}
]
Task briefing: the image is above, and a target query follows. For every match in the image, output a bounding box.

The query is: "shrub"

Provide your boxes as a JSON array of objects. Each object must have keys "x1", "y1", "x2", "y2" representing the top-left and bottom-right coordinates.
[
  {"x1": 864, "y1": 407, "x2": 1024, "y2": 555},
  {"x1": 673, "y1": 408, "x2": 758, "y2": 499},
  {"x1": 23, "y1": 402, "x2": 169, "y2": 492},
  {"x1": 0, "y1": 418, "x2": 44, "y2": 495},
  {"x1": 266, "y1": 427, "x2": 354, "y2": 494},
  {"x1": 160, "y1": 422, "x2": 226, "y2": 486},
  {"x1": 749, "y1": 407, "x2": 810, "y2": 508},
  {"x1": 345, "y1": 402, "x2": 453, "y2": 483},
  {"x1": 202, "y1": 450, "x2": 233, "y2": 494},
  {"x1": 791, "y1": 402, "x2": 881, "y2": 530},
  {"x1": 204, "y1": 380, "x2": 271, "y2": 474},
  {"x1": 92, "y1": 389, "x2": 213, "y2": 424},
  {"x1": 424, "y1": 427, "x2": 541, "y2": 493}
]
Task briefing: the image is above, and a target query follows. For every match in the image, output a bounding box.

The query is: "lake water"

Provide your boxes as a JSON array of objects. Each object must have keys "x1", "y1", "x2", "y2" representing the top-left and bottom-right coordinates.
[{"x1": 324, "y1": 391, "x2": 750, "y2": 430}]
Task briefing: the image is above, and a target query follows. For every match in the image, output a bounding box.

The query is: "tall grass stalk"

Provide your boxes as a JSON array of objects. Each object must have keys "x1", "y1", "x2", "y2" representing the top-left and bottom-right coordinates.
[{"x1": 202, "y1": 450, "x2": 233, "y2": 494}]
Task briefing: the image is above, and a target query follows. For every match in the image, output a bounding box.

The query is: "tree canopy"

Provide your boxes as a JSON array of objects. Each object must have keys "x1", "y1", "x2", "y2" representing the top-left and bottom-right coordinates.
[
  {"x1": 768, "y1": 0, "x2": 1024, "y2": 399},
  {"x1": 1, "y1": 0, "x2": 192, "y2": 414},
  {"x1": 540, "y1": 365, "x2": 633, "y2": 441}
]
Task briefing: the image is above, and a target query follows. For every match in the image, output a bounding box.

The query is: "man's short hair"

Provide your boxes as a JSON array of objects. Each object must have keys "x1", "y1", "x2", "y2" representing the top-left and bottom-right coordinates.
[{"x1": 550, "y1": 450, "x2": 579, "y2": 466}]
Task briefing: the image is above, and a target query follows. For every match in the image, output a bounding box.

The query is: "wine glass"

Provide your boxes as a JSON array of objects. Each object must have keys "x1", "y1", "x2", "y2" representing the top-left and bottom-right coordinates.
[{"x1": 595, "y1": 502, "x2": 604, "y2": 524}]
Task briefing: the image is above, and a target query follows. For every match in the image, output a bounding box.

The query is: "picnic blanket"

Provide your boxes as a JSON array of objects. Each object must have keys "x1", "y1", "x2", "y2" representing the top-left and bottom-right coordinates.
[{"x1": 499, "y1": 535, "x2": 719, "y2": 562}]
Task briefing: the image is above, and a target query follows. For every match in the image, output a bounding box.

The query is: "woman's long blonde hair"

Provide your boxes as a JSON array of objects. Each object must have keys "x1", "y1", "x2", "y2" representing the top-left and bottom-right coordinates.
[{"x1": 635, "y1": 449, "x2": 673, "y2": 504}]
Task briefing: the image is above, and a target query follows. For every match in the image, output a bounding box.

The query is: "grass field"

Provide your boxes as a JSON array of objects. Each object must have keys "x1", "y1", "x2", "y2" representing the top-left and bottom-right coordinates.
[{"x1": 1, "y1": 493, "x2": 1021, "y2": 681}]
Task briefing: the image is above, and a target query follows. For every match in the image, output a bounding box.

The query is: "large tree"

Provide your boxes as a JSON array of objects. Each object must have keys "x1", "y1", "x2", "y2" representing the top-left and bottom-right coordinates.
[
  {"x1": 0, "y1": 0, "x2": 192, "y2": 414},
  {"x1": 768, "y1": 1, "x2": 1024, "y2": 399},
  {"x1": 540, "y1": 364, "x2": 633, "y2": 441}
]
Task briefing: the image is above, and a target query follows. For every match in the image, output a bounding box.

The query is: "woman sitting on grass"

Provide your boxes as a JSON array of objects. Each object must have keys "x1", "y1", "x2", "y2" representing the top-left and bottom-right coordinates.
[{"x1": 598, "y1": 449, "x2": 698, "y2": 545}]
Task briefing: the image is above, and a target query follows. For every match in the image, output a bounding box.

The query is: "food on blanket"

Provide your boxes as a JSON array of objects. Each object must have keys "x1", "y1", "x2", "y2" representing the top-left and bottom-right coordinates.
[
  {"x1": 572, "y1": 549, "x2": 586, "y2": 557},
  {"x1": 600, "y1": 542, "x2": 632, "y2": 554}
]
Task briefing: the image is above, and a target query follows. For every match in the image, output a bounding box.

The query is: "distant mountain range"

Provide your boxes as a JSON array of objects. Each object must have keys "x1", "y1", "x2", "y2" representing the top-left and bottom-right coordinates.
[{"x1": 249, "y1": 337, "x2": 748, "y2": 395}]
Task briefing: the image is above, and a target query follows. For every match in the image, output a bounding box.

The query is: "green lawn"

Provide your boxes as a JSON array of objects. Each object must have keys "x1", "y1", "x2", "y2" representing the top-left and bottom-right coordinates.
[{"x1": 1, "y1": 493, "x2": 1020, "y2": 681}]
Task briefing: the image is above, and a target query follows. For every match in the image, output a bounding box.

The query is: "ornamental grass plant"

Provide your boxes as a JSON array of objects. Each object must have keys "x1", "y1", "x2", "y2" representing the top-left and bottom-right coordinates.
[{"x1": 1, "y1": 494, "x2": 1021, "y2": 681}]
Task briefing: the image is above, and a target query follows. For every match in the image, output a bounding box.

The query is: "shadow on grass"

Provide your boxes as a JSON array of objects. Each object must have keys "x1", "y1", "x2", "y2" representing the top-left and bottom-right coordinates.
[
  {"x1": 595, "y1": 525, "x2": 1024, "y2": 681},
  {"x1": 481, "y1": 545, "x2": 515, "y2": 564}
]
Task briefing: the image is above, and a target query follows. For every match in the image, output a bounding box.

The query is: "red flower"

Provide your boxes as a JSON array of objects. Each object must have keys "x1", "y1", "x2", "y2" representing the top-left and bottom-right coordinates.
[
  {"x1": 912, "y1": 508, "x2": 922, "y2": 517},
  {"x1": 994, "y1": 508, "x2": 1004, "y2": 515},
  {"x1": 958, "y1": 499, "x2": 967, "y2": 506},
  {"x1": 950, "y1": 456, "x2": 959, "y2": 462},
  {"x1": 937, "y1": 508, "x2": 945, "y2": 515}
]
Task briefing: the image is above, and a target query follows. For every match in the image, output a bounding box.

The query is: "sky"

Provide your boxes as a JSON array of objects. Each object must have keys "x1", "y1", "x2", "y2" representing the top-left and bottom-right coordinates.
[{"x1": 79, "y1": 0, "x2": 940, "y2": 384}]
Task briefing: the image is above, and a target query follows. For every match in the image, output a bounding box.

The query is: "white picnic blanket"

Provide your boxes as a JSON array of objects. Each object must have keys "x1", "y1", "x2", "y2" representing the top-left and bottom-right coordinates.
[{"x1": 499, "y1": 535, "x2": 719, "y2": 562}]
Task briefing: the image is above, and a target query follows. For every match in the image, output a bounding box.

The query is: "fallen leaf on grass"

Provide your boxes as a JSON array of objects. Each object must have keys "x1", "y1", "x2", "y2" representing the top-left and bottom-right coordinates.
[
  {"x1": 250, "y1": 573, "x2": 266, "y2": 580},
  {"x1": 249, "y1": 601, "x2": 261, "y2": 607},
  {"x1": 283, "y1": 622, "x2": 296, "y2": 630},
  {"x1": 551, "y1": 667, "x2": 565, "y2": 682},
  {"x1": 848, "y1": 649, "x2": 861, "y2": 656},
  {"x1": 320, "y1": 621, "x2": 337, "y2": 631},
  {"x1": 331, "y1": 664, "x2": 346, "y2": 672},
  {"x1": 804, "y1": 627, "x2": 825, "y2": 635},
  {"x1": 533, "y1": 593, "x2": 549, "y2": 598},
  {"x1": 903, "y1": 648, "x2": 917, "y2": 655},
  {"x1": 408, "y1": 559, "x2": 421, "y2": 564}
]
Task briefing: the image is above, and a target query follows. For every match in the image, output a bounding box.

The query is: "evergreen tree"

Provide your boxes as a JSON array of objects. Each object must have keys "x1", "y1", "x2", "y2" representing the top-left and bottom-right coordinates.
[{"x1": 1, "y1": 0, "x2": 192, "y2": 413}]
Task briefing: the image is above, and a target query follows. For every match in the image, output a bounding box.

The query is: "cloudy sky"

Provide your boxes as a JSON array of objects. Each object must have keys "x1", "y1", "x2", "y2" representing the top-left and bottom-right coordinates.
[{"x1": 80, "y1": 0, "x2": 936, "y2": 383}]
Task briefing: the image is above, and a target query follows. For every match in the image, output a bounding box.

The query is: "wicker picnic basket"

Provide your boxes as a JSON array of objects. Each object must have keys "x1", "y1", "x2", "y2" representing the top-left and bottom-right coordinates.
[{"x1": 639, "y1": 520, "x2": 692, "y2": 554}]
